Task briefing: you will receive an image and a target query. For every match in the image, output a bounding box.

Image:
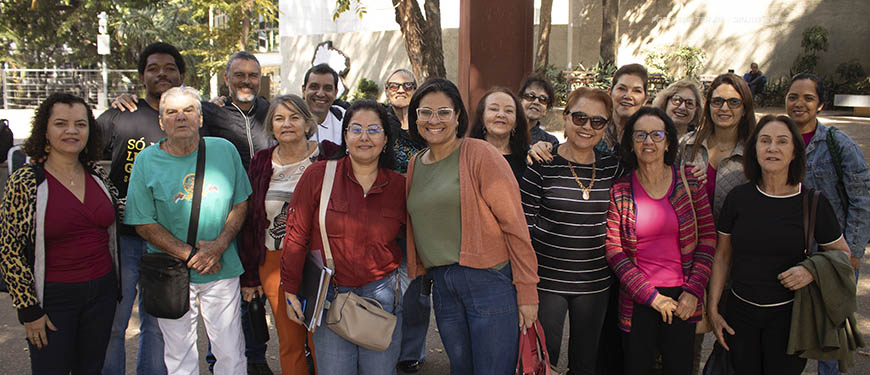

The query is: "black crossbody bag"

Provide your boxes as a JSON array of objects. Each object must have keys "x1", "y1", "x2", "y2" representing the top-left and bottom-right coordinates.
[{"x1": 139, "y1": 138, "x2": 206, "y2": 319}]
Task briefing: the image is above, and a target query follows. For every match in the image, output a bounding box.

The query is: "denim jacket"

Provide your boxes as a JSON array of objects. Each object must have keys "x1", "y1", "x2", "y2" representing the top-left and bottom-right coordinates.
[{"x1": 804, "y1": 121, "x2": 870, "y2": 258}]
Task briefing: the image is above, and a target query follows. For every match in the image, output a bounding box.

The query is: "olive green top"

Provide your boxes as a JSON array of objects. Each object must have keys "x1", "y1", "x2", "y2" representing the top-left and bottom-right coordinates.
[{"x1": 407, "y1": 144, "x2": 462, "y2": 269}]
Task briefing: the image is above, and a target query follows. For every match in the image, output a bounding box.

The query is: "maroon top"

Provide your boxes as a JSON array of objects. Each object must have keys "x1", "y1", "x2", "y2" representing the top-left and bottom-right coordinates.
[
  {"x1": 281, "y1": 157, "x2": 406, "y2": 294},
  {"x1": 704, "y1": 163, "x2": 717, "y2": 205},
  {"x1": 44, "y1": 171, "x2": 114, "y2": 283},
  {"x1": 802, "y1": 128, "x2": 816, "y2": 146}
]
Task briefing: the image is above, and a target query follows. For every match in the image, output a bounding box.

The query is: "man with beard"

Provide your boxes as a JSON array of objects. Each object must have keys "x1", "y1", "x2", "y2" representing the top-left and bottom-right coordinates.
[
  {"x1": 107, "y1": 50, "x2": 275, "y2": 375},
  {"x1": 98, "y1": 41, "x2": 182, "y2": 375},
  {"x1": 302, "y1": 63, "x2": 346, "y2": 144}
]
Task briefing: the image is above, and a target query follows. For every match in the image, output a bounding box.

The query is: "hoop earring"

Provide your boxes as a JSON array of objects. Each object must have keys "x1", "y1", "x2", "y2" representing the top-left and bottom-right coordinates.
[{"x1": 44, "y1": 144, "x2": 51, "y2": 154}]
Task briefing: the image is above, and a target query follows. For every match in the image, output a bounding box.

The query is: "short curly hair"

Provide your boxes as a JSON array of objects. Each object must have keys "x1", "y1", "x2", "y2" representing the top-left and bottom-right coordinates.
[{"x1": 23, "y1": 93, "x2": 102, "y2": 163}]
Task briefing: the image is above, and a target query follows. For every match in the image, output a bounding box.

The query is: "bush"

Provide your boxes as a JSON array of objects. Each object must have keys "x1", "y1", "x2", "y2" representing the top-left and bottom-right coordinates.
[
  {"x1": 644, "y1": 45, "x2": 706, "y2": 82},
  {"x1": 349, "y1": 78, "x2": 379, "y2": 101},
  {"x1": 790, "y1": 25, "x2": 828, "y2": 75}
]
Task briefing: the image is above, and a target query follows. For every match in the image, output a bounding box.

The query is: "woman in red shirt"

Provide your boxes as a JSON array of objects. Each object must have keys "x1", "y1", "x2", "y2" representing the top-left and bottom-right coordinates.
[
  {"x1": 0, "y1": 93, "x2": 120, "y2": 374},
  {"x1": 280, "y1": 100, "x2": 405, "y2": 374}
]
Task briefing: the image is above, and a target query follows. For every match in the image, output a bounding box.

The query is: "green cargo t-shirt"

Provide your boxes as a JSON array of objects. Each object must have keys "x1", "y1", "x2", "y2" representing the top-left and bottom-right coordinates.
[{"x1": 124, "y1": 137, "x2": 252, "y2": 283}]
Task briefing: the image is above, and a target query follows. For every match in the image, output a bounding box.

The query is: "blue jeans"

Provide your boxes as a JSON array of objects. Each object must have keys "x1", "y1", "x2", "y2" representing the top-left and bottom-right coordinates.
[
  {"x1": 398, "y1": 260, "x2": 430, "y2": 363},
  {"x1": 102, "y1": 235, "x2": 165, "y2": 375},
  {"x1": 819, "y1": 267, "x2": 860, "y2": 375},
  {"x1": 31, "y1": 270, "x2": 118, "y2": 374},
  {"x1": 314, "y1": 271, "x2": 402, "y2": 375},
  {"x1": 428, "y1": 264, "x2": 519, "y2": 375}
]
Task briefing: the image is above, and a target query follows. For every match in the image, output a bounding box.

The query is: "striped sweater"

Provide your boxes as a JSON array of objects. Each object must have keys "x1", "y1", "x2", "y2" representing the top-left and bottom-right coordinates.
[{"x1": 605, "y1": 165, "x2": 716, "y2": 332}]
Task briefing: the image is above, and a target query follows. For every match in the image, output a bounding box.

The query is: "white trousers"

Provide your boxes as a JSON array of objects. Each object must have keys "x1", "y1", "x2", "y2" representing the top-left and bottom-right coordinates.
[{"x1": 157, "y1": 277, "x2": 245, "y2": 375}]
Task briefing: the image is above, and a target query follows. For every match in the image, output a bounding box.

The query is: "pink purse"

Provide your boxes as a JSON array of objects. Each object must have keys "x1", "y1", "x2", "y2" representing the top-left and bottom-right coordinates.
[{"x1": 516, "y1": 321, "x2": 552, "y2": 375}]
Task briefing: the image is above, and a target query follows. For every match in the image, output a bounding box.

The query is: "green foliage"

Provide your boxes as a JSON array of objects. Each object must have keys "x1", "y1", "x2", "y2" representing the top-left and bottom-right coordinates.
[
  {"x1": 350, "y1": 78, "x2": 379, "y2": 101},
  {"x1": 759, "y1": 75, "x2": 791, "y2": 107},
  {"x1": 583, "y1": 58, "x2": 617, "y2": 90},
  {"x1": 644, "y1": 45, "x2": 706, "y2": 81},
  {"x1": 791, "y1": 25, "x2": 829, "y2": 75},
  {"x1": 333, "y1": 0, "x2": 366, "y2": 21},
  {"x1": 1, "y1": 0, "x2": 277, "y2": 94},
  {"x1": 541, "y1": 64, "x2": 568, "y2": 107}
]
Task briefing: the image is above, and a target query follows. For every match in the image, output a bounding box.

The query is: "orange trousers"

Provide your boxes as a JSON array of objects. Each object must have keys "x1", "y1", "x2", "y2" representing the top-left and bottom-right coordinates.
[{"x1": 260, "y1": 250, "x2": 316, "y2": 374}]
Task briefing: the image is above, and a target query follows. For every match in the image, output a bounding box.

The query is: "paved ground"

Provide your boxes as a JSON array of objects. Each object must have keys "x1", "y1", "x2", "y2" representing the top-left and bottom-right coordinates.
[{"x1": 0, "y1": 108, "x2": 868, "y2": 374}]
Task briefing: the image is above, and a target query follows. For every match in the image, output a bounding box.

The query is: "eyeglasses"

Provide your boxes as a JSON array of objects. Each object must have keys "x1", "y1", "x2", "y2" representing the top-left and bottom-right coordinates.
[
  {"x1": 386, "y1": 82, "x2": 417, "y2": 92},
  {"x1": 416, "y1": 107, "x2": 455, "y2": 123},
  {"x1": 669, "y1": 95, "x2": 696, "y2": 110},
  {"x1": 632, "y1": 130, "x2": 667, "y2": 143},
  {"x1": 564, "y1": 110, "x2": 608, "y2": 130},
  {"x1": 521, "y1": 92, "x2": 549, "y2": 104},
  {"x1": 710, "y1": 97, "x2": 743, "y2": 109},
  {"x1": 348, "y1": 124, "x2": 385, "y2": 137}
]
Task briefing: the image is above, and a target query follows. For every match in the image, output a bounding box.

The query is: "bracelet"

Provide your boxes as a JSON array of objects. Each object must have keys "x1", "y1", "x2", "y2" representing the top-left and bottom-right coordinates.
[{"x1": 185, "y1": 245, "x2": 198, "y2": 264}]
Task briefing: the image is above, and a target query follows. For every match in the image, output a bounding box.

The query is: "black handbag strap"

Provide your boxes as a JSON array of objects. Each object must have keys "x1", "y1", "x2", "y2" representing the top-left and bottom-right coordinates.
[
  {"x1": 803, "y1": 188, "x2": 821, "y2": 257},
  {"x1": 187, "y1": 138, "x2": 206, "y2": 247}
]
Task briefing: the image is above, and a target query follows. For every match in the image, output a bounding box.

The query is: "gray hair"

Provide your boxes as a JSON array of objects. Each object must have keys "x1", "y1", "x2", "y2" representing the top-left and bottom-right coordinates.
[
  {"x1": 225, "y1": 51, "x2": 260, "y2": 74},
  {"x1": 159, "y1": 87, "x2": 202, "y2": 116},
  {"x1": 385, "y1": 68, "x2": 417, "y2": 87},
  {"x1": 264, "y1": 95, "x2": 318, "y2": 140}
]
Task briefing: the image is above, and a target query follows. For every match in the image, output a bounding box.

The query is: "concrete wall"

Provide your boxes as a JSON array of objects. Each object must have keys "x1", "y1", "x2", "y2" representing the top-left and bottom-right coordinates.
[
  {"x1": 277, "y1": 0, "x2": 869, "y2": 98},
  {"x1": 564, "y1": 0, "x2": 870, "y2": 79}
]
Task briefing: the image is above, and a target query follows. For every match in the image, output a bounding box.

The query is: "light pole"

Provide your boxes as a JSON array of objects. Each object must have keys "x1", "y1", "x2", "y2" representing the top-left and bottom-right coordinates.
[{"x1": 97, "y1": 11, "x2": 110, "y2": 109}]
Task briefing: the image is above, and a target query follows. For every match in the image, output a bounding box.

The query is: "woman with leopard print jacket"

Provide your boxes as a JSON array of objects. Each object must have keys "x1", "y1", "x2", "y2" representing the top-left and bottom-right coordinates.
[{"x1": 0, "y1": 93, "x2": 121, "y2": 374}]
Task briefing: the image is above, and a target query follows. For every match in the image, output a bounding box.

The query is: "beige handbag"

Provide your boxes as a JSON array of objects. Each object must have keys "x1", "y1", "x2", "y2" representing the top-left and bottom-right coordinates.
[
  {"x1": 318, "y1": 160, "x2": 398, "y2": 352},
  {"x1": 680, "y1": 165, "x2": 712, "y2": 334}
]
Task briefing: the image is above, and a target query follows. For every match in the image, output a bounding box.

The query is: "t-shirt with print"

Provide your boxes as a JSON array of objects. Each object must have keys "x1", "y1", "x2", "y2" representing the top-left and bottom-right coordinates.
[
  {"x1": 717, "y1": 183, "x2": 842, "y2": 305},
  {"x1": 264, "y1": 146, "x2": 319, "y2": 250},
  {"x1": 97, "y1": 103, "x2": 167, "y2": 235},
  {"x1": 124, "y1": 137, "x2": 253, "y2": 283}
]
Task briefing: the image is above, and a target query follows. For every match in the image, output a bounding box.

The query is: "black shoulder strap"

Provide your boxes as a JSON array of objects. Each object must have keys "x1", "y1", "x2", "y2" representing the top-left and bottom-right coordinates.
[
  {"x1": 803, "y1": 188, "x2": 821, "y2": 257},
  {"x1": 187, "y1": 138, "x2": 206, "y2": 247}
]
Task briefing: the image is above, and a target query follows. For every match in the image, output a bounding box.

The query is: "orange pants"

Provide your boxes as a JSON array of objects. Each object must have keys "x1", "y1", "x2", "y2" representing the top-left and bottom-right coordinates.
[{"x1": 260, "y1": 250, "x2": 316, "y2": 374}]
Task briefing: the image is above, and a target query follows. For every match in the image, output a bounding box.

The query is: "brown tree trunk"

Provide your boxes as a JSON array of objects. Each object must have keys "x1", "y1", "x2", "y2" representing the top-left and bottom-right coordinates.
[
  {"x1": 392, "y1": 0, "x2": 447, "y2": 80},
  {"x1": 600, "y1": 0, "x2": 618, "y2": 65},
  {"x1": 534, "y1": 0, "x2": 553, "y2": 73},
  {"x1": 239, "y1": 0, "x2": 254, "y2": 51}
]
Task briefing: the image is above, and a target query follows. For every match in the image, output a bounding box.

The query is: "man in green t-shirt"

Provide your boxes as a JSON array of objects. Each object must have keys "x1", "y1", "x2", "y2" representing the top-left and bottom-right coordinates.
[{"x1": 125, "y1": 87, "x2": 252, "y2": 375}]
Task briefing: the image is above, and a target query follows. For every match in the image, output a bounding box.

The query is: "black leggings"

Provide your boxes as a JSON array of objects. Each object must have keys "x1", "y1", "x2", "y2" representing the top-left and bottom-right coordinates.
[
  {"x1": 623, "y1": 286, "x2": 696, "y2": 375},
  {"x1": 538, "y1": 289, "x2": 610, "y2": 375},
  {"x1": 725, "y1": 293, "x2": 806, "y2": 375}
]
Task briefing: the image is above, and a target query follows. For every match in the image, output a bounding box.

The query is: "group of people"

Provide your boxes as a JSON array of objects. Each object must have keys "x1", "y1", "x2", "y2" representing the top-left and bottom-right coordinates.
[{"x1": 0, "y1": 40, "x2": 867, "y2": 375}]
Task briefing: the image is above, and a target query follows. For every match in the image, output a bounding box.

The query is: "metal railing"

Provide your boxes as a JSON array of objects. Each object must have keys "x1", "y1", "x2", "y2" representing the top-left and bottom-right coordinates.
[{"x1": 0, "y1": 67, "x2": 139, "y2": 109}]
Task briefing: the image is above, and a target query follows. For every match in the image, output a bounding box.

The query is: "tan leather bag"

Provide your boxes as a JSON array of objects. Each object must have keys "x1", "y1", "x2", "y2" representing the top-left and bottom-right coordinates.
[
  {"x1": 318, "y1": 160, "x2": 398, "y2": 352},
  {"x1": 680, "y1": 165, "x2": 712, "y2": 334}
]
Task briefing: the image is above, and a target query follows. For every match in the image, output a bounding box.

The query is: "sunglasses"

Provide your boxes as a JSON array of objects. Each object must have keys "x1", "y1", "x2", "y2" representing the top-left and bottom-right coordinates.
[
  {"x1": 564, "y1": 110, "x2": 609, "y2": 130},
  {"x1": 632, "y1": 130, "x2": 667, "y2": 143},
  {"x1": 522, "y1": 92, "x2": 549, "y2": 104},
  {"x1": 386, "y1": 82, "x2": 417, "y2": 92},
  {"x1": 710, "y1": 97, "x2": 743, "y2": 109}
]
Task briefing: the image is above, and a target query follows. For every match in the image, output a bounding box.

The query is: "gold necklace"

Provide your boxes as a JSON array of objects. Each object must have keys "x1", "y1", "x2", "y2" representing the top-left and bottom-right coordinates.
[
  {"x1": 568, "y1": 161, "x2": 596, "y2": 200},
  {"x1": 46, "y1": 164, "x2": 82, "y2": 186}
]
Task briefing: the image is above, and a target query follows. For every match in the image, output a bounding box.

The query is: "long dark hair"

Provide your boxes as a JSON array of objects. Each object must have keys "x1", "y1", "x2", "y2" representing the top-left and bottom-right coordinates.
[
  {"x1": 468, "y1": 87, "x2": 530, "y2": 157},
  {"x1": 333, "y1": 100, "x2": 396, "y2": 170},
  {"x1": 23, "y1": 93, "x2": 102, "y2": 163},
  {"x1": 691, "y1": 73, "x2": 756, "y2": 158}
]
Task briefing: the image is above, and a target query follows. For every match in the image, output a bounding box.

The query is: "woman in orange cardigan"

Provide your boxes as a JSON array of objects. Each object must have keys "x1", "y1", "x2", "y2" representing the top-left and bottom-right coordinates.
[{"x1": 404, "y1": 78, "x2": 539, "y2": 375}]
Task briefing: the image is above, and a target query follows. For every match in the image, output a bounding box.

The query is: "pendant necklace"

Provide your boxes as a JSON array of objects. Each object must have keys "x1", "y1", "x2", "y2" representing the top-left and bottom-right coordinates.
[{"x1": 568, "y1": 162, "x2": 596, "y2": 200}]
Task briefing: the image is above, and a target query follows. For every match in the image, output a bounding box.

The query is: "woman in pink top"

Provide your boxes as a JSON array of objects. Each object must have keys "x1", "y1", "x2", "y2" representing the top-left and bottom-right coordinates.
[{"x1": 605, "y1": 107, "x2": 716, "y2": 375}]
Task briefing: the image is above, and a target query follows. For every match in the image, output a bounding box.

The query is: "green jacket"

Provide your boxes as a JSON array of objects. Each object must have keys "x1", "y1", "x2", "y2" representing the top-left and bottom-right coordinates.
[{"x1": 787, "y1": 250, "x2": 864, "y2": 371}]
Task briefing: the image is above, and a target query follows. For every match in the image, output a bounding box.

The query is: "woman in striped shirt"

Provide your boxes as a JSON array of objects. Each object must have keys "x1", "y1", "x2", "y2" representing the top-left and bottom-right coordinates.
[
  {"x1": 604, "y1": 107, "x2": 716, "y2": 375},
  {"x1": 520, "y1": 87, "x2": 621, "y2": 374}
]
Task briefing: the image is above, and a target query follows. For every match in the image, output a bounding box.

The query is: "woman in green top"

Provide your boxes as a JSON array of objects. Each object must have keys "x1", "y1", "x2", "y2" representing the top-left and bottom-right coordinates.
[{"x1": 405, "y1": 79, "x2": 540, "y2": 375}]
